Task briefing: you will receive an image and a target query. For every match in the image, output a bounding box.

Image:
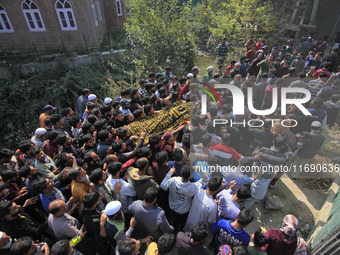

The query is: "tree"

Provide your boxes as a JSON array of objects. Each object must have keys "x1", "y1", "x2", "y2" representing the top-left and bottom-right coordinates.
[
  {"x1": 191, "y1": 0, "x2": 279, "y2": 54},
  {"x1": 125, "y1": 0, "x2": 196, "y2": 75}
]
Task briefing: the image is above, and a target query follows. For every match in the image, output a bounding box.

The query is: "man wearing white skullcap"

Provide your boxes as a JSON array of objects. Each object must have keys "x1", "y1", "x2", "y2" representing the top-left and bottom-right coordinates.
[
  {"x1": 31, "y1": 128, "x2": 46, "y2": 149},
  {"x1": 103, "y1": 201, "x2": 136, "y2": 248}
]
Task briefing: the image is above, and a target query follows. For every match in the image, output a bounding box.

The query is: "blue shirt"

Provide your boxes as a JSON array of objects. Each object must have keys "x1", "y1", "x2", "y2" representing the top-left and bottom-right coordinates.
[
  {"x1": 167, "y1": 161, "x2": 183, "y2": 177},
  {"x1": 211, "y1": 219, "x2": 250, "y2": 247}
]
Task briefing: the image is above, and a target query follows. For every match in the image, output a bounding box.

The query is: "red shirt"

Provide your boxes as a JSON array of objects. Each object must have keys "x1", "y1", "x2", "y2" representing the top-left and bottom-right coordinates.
[
  {"x1": 256, "y1": 42, "x2": 264, "y2": 51},
  {"x1": 313, "y1": 68, "x2": 331, "y2": 78},
  {"x1": 209, "y1": 144, "x2": 241, "y2": 161},
  {"x1": 263, "y1": 229, "x2": 297, "y2": 255},
  {"x1": 246, "y1": 49, "x2": 256, "y2": 63}
]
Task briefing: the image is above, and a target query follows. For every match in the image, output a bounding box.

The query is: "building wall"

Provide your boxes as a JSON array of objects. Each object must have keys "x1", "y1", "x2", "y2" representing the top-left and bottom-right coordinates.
[
  {"x1": 103, "y1": 0, "x2": 126, "y2": 32},
  {"x1": 0, "y1": 0, "x2": 111, "y2": 53}
]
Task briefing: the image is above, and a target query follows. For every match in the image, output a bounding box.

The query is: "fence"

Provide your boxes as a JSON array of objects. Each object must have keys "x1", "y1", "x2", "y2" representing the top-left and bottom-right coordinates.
[{"x1": 309, "y1": 175, "x2": 340, "y2": 255}]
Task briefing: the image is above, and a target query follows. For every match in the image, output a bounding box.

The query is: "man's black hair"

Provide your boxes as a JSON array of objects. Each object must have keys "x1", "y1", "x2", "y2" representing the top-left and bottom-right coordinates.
[
  {"x1": 201, "y1": 134, "x2": 212, "y2": 147},
  {"x1": 98, "y1": 129, "x2": 109, "y2": 142},
  {"x1": 222, "y1": 133, "x2": 232, "y2": 144},
  {"x1": 61, "y1": 107, "x2": 72, "y2": 117},
  {"x1": 173, "y1": 147, "x2": 183, "y2": 162},
  {"x1": 137, "y1": 147, "x2": 152, "y2": 158},
  {"x1": 50, "y1": 114, "x2": 63, "y2": 126},
  {"x1": 94, "y1": 119, "x2": 107, "y2": 131},
  {"x1": 0, "y1": 148, "x2": 12, "y2": 160},
  {"x1": 237, "y1": 208, "x2": 254, "y2": 226},
  {"x1": 18, "y1": 141, "x2": 31, "y2": 153},
  {"x1": 254, "y1": 230, "x2": 266, "y2": 247},
  {"x1": 108, "y1": 162, "x2": 122, "y2": 176},
  {"x1": 111, "y1": 141, "x2": 123, "y2": 153},
  {"x1": 142, "y1": 96, "x2": 152, "y2": 105},
  {"x1": 10, "y1": 236, "x2": 33, "y2": 255},
  {"x1": 209, "y1": 107, "x2": 217, "y2": 117},
  {"x1": 182, "y1": 134, "x2": 192, "y2": 149},
  {"x1": 144, "y1": 187, "x2": 159, "y2": 203},
  {"x1": 181, "y1": 164, "x2": 190, "y2": 180},
  {"x1": 83, "y1": 152, "x2": 95, "y2": 164},
  {"x1": 86, "y1": 102, "x2": 96, "y2": 110},
  {"x1": 1, "y1": 169, "x2": 18, "y2": 182},
  {"x1": 149, "y1": 134, "x2": 162, "y2": 147},
  {"x1": 145, "y1": 83, "x2": 155, "y2": 92},
  {"x1": 50, "y1": 240, "x2": 71, "y2": 255},
  {"x1": 89, "y1": 169, "x2": 103, "y2": 184},
  {"x1": 46, "y1": 131, "x2": 59, "y2": 141},
  {"x1": 117, "y1": 238, "x2": 136, "y2": 255},
  {"x1": 170, "y1": 92, "x2": 180, "y2": 102},
  {"x1": 113, "y1": 110, "x2": 123, "y2": 117},
  {"x1": 133, "y1": 109, "x2": 143, "y2": 119},
  {"x1": 236, "y1": 186, "x2": 251, "y2": 200},
  {"x1": 117, "y1": 127, "x2": 129, "y2": 139},
  {"x1": 100, "y1": 106, "x2": 111, "y2": 115},
  {"x1": 130, "y1": 89, "x2": 139, "y2": 98},
  {"x1": 87, "y1": 114, "x2": 97, "y2": 124},
  {"x1": 135, "y1": 158, "x2": 148, "y2": 171},
  {"x1": 30, "y1": 147, "x2": 41, "y2": 158},
  {"x1": 68, "y1": 167, "x2": 82, "y2": 180},
  {"x1": 69, "y1": 115, "x2": 80, "y2": 128},
  {"x1": 124, "y1": 113, "x2": 133, "y2": 123},
  {"x1": 19, "y1": 165, "x2": 31, "y2": 178},
  {"x1": 191, "y1": 222, "x2": 208, "y2": 243},
  {"x1": 208, "y1": 177, "x2": 222, "y2": 192},
  {"x1": 55, "y1": 134, "x2": 67, "y2": 146},
  {"x1": 81, "y1": 122, "x2": 93, "y2": 133},
  {"x1": 33, "y1": 177, "x2": 47, "y2": 194},
  {"x1": 83, "y1": 192, "x2": 100, "y2": 209},
  {"x1": 157, "y1": 233, "x2": 176, "y2": 255},
  {"x1": 139, "y1": 79, "x2": 146, "y2": 85},
  {"x1": 144, "y1": 104, "x2": 153, "y2": 115},
  {"x1": 191, "y1": 115, "x2": 200, "y2": 127},
  {"x1": 273, "y1": 136, "x2": 286, "y2": 149},
  {"x1": 81, "y1": 88, "x2": 90, "y2": 95},
  {"x1": 81, "y1": 133, "x2": 93, "y2": 144},
  {"x1": 313, "y1": 97, "x2": 324, "y2": 108},
  {"x1": 0, "y1": 201, "x2": 12, "y2": 218},
  {"x1": 155, "y1": 151, "x2": 168, "y2": 166}
]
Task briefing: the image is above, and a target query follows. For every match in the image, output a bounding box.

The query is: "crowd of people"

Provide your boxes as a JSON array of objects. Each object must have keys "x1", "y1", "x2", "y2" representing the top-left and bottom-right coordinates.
[{"x1": 0, "y1": 35, "x2": 339, "y2": 255}]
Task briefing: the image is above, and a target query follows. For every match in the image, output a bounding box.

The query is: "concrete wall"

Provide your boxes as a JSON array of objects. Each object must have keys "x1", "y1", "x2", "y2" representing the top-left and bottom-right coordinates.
[
  {"x1": 0, "y1": 49, "x2": 128, "y2": 79},
  {"x1": 0, "y1": 0, "x2": 113, "y2": 53},
  {"x1": 314, "y1": 0, "x2": 340, "y2": 41}
]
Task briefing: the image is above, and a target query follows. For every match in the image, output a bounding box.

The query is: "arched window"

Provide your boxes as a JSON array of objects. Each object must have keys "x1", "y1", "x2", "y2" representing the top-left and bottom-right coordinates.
[
  {"x1": 55, "y1": 0, "x2": 77, "y2": 31},
  {"x1": 0, "y1": 5, "x2": 14, "y2": 33},
  {"x1": 96, "y1": 0, "x2": 103, "y2": 22},
  {"x1": 116, "y1": 0, "x2": 122, "y2": 16},
  {"x1": 91, "y1": 0, "x2": 98, "y2": 26},
  {"x1": 21, "y1": 0, "x2": 45, "y2": 32}
]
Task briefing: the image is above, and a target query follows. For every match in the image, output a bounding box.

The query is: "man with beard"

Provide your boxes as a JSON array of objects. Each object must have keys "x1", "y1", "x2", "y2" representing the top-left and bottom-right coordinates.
[
  {"x1": 30, "y1": 148, "x2": 68, "y2": 182},
  {"x1": 0, "y1": 231, "x2": 12, "y2": 255},
  {"x1": 0, "y1": 201, "x2": 46, "y2": 240},
  {"x1": 19, "y1": 165, "x2": 41, "y2": 197},
  {"x1": 83, "y1": 152, "x2": 101, "y2": 174},
  {"x1": 68, "y1": 167, "x2": 90, "y2": 204}
]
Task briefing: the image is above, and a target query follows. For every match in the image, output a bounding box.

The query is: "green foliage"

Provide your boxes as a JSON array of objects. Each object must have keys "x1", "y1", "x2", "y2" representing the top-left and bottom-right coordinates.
[
  {"x1": 0, "y1": 60, "x2": 134, "y2": 149},
  {"x1": 191, "y1": 0, "x2": 280, "y2": 54},
  {"x1": 125, "y1": 0, "x2": 196, "y2": 75}
]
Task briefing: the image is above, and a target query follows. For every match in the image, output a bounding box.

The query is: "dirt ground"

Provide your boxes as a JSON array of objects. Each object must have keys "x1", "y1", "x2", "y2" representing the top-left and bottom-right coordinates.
[{"x1": 244, "y1": 125, "x2": 340, "y2": 241}]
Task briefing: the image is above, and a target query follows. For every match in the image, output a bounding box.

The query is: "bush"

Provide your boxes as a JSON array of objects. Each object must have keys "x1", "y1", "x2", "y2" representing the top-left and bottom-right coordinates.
[{"x1": 0, "y1": 60, "x2": 134, "y2": 149}]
